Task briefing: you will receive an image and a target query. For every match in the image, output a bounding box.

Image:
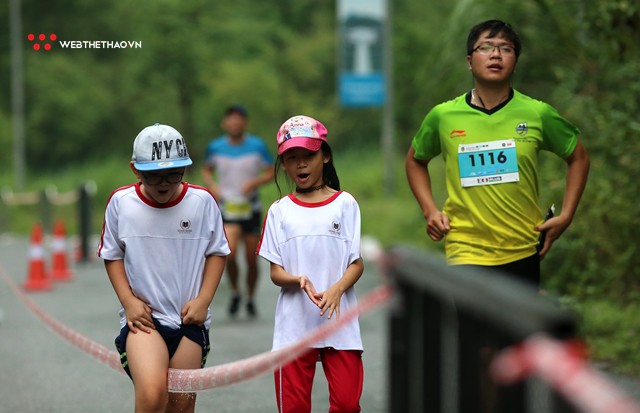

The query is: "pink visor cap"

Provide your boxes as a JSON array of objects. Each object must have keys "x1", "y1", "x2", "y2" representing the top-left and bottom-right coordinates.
[{"x1": 276, "y1": 115, "x2": 328, "y2": 155}]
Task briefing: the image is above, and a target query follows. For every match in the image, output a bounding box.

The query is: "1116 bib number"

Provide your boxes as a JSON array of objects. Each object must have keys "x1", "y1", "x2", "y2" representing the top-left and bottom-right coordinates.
[
  {"x1": 458, "y1": 139, "x2": 520, "y2": 187},
  {"x1": 467, "y1": 150, "x2": 508, "y2": 167}
]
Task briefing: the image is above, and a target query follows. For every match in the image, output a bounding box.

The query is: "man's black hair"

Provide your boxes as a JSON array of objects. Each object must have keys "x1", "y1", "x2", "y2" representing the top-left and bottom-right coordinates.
[
  {"x1": 467, "y1": 20, "x2": 522, "y2": 60},
  {"x1": 224, "y1": 104, "x2": 248, "y2": 118}
]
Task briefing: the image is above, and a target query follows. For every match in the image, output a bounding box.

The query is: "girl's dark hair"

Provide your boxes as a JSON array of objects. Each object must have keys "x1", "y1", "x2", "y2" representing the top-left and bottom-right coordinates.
[
  {"x1": 274, "y1": 141, "x2": 340, "y2": 198},
  {"x1": 466, "y1": 19, "x2": 522, "y2": 60}
]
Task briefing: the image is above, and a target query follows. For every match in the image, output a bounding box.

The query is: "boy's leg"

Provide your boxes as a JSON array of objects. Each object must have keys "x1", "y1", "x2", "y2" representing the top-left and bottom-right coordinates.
[
  {"x1": 321, "y1": 349, "x2": 363, "y2": 413},
  {"x1": 274, "y1": 349, "x2": 319, "y2": 413},
  {"x1": 126, "y1": 329, "x2": 171, "y2": 413},
  {"x1": 167, "y1": 337, "x2": 203, "y2": 413}
]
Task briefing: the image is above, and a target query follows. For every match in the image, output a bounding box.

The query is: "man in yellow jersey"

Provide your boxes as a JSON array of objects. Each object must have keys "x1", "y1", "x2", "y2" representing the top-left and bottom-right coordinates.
[{"x1": 405, "y1": 20, "x2": 590, "y2": 286}]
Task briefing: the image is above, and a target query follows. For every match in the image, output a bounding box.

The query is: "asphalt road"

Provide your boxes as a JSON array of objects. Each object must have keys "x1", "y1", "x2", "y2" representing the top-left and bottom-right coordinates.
[
  {"x1": 3, "y1": 233, "x2": 640, "y2": 413},
  {"x1": 0, "y1": 234, "x2": 389, "y2": 413}
]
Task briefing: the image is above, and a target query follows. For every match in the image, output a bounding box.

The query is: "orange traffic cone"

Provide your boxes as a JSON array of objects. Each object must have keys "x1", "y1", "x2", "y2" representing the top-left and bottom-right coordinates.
[
  {"x1": 51, "y1": 219, "x2": 73, "y2": 281},
  {"x1": 24, "y1": 223, "x2": 53, "y2": 291}
]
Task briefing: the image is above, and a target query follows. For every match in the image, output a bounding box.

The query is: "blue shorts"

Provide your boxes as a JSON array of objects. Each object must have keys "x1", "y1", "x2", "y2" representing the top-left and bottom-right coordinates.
[{"x1": 114, "y1": 318, "x2": 210, "y2": 380}]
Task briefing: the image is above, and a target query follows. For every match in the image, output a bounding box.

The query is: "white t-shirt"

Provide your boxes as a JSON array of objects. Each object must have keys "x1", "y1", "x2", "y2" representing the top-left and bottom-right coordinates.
[
  {"x1": 257, "y1": 191, "x2": 363, "y2": 351},
  {"x1": 98, "y1": 182, "x2": 230, "y2": 329}
]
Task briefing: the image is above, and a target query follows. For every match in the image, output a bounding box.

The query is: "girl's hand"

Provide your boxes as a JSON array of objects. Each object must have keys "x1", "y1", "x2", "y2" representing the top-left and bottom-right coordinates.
[
  {"x1": 299, "y1": 275, "x2": 321, "y2": 307},
  {"x1": 314, "y1": 284, "x2": 343, "y2": 320},
  {"x1": 123, "y1": 296, "x2": 155, "y2": 334},
  {"x1": 181, "y1": 299, "x2": 208, "y2": 325}
]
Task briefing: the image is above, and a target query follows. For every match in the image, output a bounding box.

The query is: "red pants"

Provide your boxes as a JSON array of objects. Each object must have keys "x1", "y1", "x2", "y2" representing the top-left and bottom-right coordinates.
[{"x1": 274, "y1": 348, "x2": 363, "y2": 413}]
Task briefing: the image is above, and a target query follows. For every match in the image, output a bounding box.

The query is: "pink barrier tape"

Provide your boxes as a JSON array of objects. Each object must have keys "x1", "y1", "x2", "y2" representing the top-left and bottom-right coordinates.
[
  {"x1": 168, "y1": 284, "x2": 392, "y2": 392},
  {"x1": 0, "y1": 268, "x2": 126, "y2": 374},
  {"x1": 491, "y1": 334, "x2": 640, "y2": 413},
  {"x1": 1, "y1": 268, "x2": 127, "y2": 375},
  {"x1": 1, "y1": 266, "x2": 392, "y2": 392}
]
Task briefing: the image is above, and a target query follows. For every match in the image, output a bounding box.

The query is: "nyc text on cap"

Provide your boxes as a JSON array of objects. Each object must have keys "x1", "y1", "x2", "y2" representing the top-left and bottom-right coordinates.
[
  {"x1": 276, "y1": 115, "x2": 328, "y2": 155},
  {"x1": 132, "y1": 123, "x2": 193, "y2": 171}
]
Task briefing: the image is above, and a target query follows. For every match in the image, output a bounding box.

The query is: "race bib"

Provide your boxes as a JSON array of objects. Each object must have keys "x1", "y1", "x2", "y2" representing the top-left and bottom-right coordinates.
[
  {"x1": 458, "y1": 139, "x2": 519, "y2": 187},
  {"x1": 223, "y1": 198, "x2": 252, "y2": 220}
]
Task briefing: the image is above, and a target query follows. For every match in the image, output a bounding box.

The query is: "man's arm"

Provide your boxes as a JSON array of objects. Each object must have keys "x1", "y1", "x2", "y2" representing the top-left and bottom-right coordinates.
[
  {"x1": 242, "y1": 165, "x2": 274, "y2": 195},
  {"x1": 560, "y1": 140, "x2": 590, "y2": 221},
  {"x1": 405, "y1": 147, "x2": 450, "y2": 241},
  {"x1": 201, "y1": 165, "x2": 221, "y2": 199},
  {"x1": 536, "y1": 140, "x2": 590, "y2": 256}
]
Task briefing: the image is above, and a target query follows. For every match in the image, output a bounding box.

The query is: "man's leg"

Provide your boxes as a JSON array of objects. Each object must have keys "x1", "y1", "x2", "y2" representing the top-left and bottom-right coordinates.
[
  {"x1": 244, "y1": 232, "x2": 261, "y2": 317},
  {"x1": 224, "y1": 223, "x2": 242, "y2": 316}
]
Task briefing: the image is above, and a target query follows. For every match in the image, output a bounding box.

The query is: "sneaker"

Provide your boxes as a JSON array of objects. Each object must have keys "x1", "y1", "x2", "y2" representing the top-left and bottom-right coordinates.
[
  {"x1": 228, "y1": 294, "x2": 241, "y2": 316},
  {"x1": 246, "y1": 300, "x2": 257, "y2": 318}
]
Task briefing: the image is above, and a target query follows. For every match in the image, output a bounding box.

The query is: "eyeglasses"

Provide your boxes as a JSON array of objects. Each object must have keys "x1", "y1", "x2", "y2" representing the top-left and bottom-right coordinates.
[
  {"x1": 472, "y1": 43, "x2": 515, "y2": 56},
  {"x1": 141, "y1": 171, "x2": 184, "y2": 185}
]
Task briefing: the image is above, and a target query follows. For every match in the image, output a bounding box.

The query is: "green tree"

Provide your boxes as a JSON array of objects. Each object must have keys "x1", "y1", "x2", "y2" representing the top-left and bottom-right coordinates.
[{"x1": 2, "y1": 0, "x2": 639, "y2": 300}]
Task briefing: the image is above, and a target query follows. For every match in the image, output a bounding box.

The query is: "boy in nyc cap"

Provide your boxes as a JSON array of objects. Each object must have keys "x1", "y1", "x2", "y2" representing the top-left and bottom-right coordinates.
[
  {"x1": 98, "y1": 123, "x2": 230, "y2": 412},
  {"x1": 131, "y1": 123, "x2": 193, "y2": 171}
]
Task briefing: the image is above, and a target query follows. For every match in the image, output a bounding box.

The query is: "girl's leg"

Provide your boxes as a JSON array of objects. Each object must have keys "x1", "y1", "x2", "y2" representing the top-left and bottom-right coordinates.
[
  {"x1": 127, "y1": 330, "x2": 171, "y2": 413},
  {"x1": 321, "y1": 349, "x2": 363, "y2": 413},
  {"x1": 167, "y1": 337, "x2": 203, "y2": 413},
  {"x1": 274, "y1": 349, "x2": 319, "y2": 413}
]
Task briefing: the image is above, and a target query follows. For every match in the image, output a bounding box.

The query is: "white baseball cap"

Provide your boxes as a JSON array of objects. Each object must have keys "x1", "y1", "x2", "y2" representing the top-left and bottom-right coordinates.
[{"x1": 131, "y1": 123, "x2": 193, "y2": 171}]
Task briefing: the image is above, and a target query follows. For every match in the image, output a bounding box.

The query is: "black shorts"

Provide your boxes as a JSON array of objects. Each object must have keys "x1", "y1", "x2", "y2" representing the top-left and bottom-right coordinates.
[
  {"x1": 455, "y1": 253, "x2": 541, "y2": 287},
  {"x1": 114, "y1": 318, "x2": 210, "y2": 380},
  {"x1": 222, "y1": 209, "x2": 262, "y2": 235}
]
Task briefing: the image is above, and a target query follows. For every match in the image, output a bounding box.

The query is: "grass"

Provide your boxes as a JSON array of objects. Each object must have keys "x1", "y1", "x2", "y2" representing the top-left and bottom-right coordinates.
[
  {"x1": 1, "y1": 149, "x2": 637, "y2": 375},
  {"x1": 568, "y1": 298, "x2": 640, "y2": 375}
]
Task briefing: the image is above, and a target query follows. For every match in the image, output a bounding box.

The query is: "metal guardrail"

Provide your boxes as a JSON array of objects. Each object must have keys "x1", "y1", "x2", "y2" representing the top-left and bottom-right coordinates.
[
  {"x1": 385, "y1": 245, "x2": 578, "y2": 413},
  {"x1": 0, "y1": 181, "x2": 96, "y2": 262}
]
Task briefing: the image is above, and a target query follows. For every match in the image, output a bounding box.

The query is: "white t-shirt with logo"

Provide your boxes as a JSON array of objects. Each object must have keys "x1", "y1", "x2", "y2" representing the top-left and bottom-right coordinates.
[
  {"x1": 257, "y1": 191, "x2": 363, "y2": 351},
  {"x1": 98, "y1": 182, "x2": 230, "y2": 330}
]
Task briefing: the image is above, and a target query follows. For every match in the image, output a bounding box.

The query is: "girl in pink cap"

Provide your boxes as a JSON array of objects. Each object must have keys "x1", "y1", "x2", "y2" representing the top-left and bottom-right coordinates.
[{"x1": 257, "y1": 115, "x2": 365, "y2": 412}]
